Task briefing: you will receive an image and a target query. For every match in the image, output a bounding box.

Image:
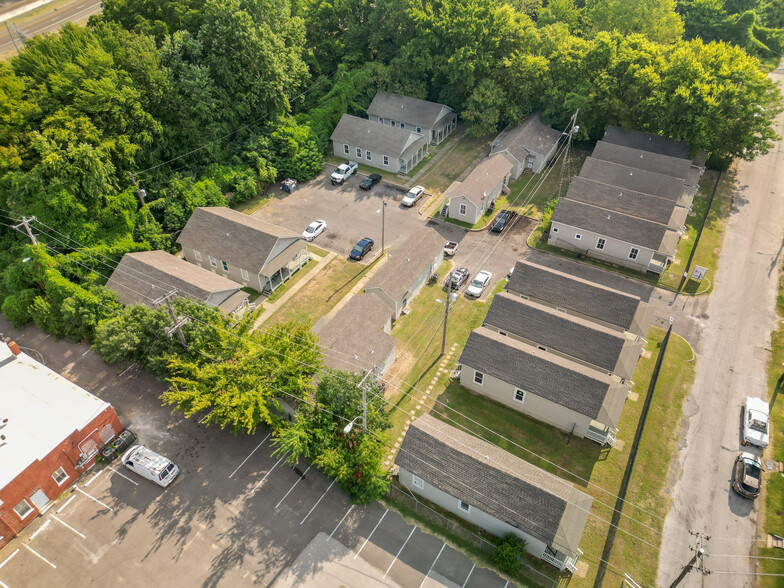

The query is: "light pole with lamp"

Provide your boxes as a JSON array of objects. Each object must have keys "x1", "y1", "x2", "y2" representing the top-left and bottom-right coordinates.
[
  {"x1": 343, "y1": 367, "x2": 376, "y2": 434},
  {"x1": 376, "y1": 200, "x2": 387, "y2": 254},
  {"x1": 437, "y1": 292, "x2": 458, "y2": 356}
]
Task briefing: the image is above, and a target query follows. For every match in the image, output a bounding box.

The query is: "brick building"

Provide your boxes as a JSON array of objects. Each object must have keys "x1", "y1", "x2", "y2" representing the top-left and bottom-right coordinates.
[{"x1": 0, "y1": 339, "x2": 124, "y2": 547}]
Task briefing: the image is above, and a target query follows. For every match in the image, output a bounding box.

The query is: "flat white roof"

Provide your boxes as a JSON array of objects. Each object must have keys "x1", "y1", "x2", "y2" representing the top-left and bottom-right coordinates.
[{"x1": 0, "y1": 342, "x2": 110, "y2": 489}]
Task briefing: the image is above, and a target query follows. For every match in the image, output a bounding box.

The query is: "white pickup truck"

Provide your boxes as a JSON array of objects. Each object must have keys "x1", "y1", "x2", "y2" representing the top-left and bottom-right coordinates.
[{"x1": 331, "y1": 161, "x2": 358, "y2": 185}]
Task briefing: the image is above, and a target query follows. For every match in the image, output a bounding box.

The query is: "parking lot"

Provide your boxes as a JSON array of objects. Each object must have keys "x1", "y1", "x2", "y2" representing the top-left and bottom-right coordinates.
[{"x1": 0, "y1": 318, "x2": 514, "y2": 588}]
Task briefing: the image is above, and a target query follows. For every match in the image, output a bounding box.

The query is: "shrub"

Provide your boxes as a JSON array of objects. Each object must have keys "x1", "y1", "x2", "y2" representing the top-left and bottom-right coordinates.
[{"x1": 492, "y1": 533, "x2": 526, "y2": 576}]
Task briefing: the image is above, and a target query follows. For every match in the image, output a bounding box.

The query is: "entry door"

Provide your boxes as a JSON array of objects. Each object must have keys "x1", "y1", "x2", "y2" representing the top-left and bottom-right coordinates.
[{"x1": 29, "y1": 489, "x2": 51, "y2": 510}]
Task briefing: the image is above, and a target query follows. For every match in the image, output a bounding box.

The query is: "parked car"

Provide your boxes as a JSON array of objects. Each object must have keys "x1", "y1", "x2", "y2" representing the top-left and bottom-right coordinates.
[
  {"x1": 360, "y1": 174, "x2": 382, "y2": 190},
  {"x1": 446, "y1": 267, "x2": 469, "y2": 290},
  {"x1": 331, "y1": 161, "x2": 358, "y2": 185},
  {"x1": 401, "y1": 185, "x2": 425, "y2": 207},
  {"x1": 742, "y1": 396, "x2": 770, "y2": 448},
  {"x1": 444, "y1": 241, "x2": 459, "y2": 256},
  {"x1": 732, "y1": 452, "x2": 762, "y2": 499},
  {"x1": 302, "y1": 219, "x2": 327, "y2": 241},
  {"x1": 490, "y1": 209, "x2": 514, "y2": 233},
  {"x1": 466, "y1": 270, "x2": 492, "y2": 297},
  {"x1": 349, "y1": 237, "x2": 374, "y2": 260},
  {"x1": 99, "y1": 429, "x2": 136, "y2": 463},
  {"x1": 122, "y1": 445, "x2": 180, "y2": 488}
]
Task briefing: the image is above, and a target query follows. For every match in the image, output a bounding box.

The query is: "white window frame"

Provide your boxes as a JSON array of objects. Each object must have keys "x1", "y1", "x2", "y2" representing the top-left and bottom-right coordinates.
[
  {"x1": 459, "y1": 203, "x2": 467, "y2": 216},
  {"x1": 221, "y1": 260, "x2": 229, "y2": 272},
  {"x1": 400, "y1": 122, "x2": 405, "y2": 129},
  {"x1": 366, "y1": 150, "x2": 371, "y2": 161},
  {"x1": 458, "y1": 500, "x2": 471, "y2": 514},
  {"x1": 596, "y1": 238, "x2": 606, "y2": 250},
  {"x1": 194, "y1": 250, "x2": 202, "y2": 261},
  {"x1": 209, "y1": 255, "x2": 217, "y2": 268},
  {"x1": 241, "y1": 268, "x2": 249, "y2": 281},
  {"x1": 343, "y1": 144, "x2": 349, "y2": 155},
  {"x1": 14, "y1": 499, "x2": 33, "y2": 520},
  {"x1": 412, "y1": 474, "x2": 424, "y2": 489},
  {"x1": 52, "y1": 466, "x2": 69, "y2": 485},
  {"x1": 552, "y1": 226, "x2": 559, "y2": 233},
  {"x1": 383, "y1": 155, "x2": 389, "y2": 166},
  {"x1": 416, "y1": 126, "x2": 422, "y2": 134},
  {"x1": 356, "y1": 147, "x2": 362, "y2": 158},
  {"x1": 575, "y1": 233, "x2": 582, "y2": 240},
  {"x1": 513, "y1": 389, "x2": 526, "y2": 403},
  {"x1": 629, "y1": 247, "x2": 639, "y2": 260},
  {"x1": 474, "y1": 370, "x2": 484, "y2": 385}
]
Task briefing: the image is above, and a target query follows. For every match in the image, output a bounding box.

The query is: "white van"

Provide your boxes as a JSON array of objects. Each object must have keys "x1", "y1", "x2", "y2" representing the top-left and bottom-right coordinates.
[{"x1": 121, "y1": 445, "x2": 180, "y2": 487}]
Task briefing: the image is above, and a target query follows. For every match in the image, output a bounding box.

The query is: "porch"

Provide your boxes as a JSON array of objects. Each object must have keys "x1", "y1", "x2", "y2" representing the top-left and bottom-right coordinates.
[
  {"x1": 261, "y1": 250, "x2": 312, "y2": 295},
  {"x1": 585, "y1": 421, "x2": 618, "y2": 446},
  {"x1": 541, "y1": 546, "x2": 581, "y2": 573}
]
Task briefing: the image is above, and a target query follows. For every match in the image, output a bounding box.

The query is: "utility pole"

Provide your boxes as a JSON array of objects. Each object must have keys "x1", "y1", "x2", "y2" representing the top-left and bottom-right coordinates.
[
  {"x1": 13, "y1": 216, "x2": 38, "y2": 245},
  {"x1": 356, "y1": 367, "x2": 376, "y2": 433},
  {"x1": 154, "y1": 290, "x2": 189, "y2": 349},
  {"x1": 128, "y1": 172, "x2": 147, "y2": 205},
  {"x1": 12, "y1": 23, "x2": 27, "y2": 44},
  {"x1": 440, "y1": 292, "x2": 457, "y2": 356},
  {"x1": 4, "y1": 22, "x2": 19, "y2": 53},
  {"x1": 689, "y1": 531, "x2": 711, "y2": 576},
  {"x1": 557, "y1": 109, "x2": 580, "y2": 198},
  {"x1": 381, "y1": 200, "x2": 386, "y2": 255}
]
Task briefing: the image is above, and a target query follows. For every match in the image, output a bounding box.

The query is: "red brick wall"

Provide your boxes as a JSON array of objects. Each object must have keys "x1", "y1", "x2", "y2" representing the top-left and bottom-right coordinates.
[{"x1": 0, "y1": 406, "x2": 123, "y2": 548}]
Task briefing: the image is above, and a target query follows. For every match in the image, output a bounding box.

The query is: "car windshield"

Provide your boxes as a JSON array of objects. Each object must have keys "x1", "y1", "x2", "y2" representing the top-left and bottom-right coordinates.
[
  {"x1": 470, "y1": 279, "x2": 484, "y2": 288},
  {"x1": 405, "y1": 191, "x2": 417, "y2": 199},
  {"x1": 352, "y1": 245, "x2": 364, "y2": 253},
  {"x1": 750, "y1": 418, "x2": 768, "y2": 433},
  {"x1": 305, "y1": 226, "x2": 315, "y2": 233}
]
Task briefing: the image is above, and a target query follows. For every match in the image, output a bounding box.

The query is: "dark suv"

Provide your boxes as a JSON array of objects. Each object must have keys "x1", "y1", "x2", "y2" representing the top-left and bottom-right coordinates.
[
  {"x1": 349, "y1": 237, "x2": 374, "y2": 260},
  {"x1": 490, "y1": 209, "x2": 514, "y2": 233}
]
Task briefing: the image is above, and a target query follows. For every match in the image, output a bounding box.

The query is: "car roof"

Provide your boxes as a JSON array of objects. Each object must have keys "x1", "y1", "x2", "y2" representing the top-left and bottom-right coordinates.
[
  {"x1": 357, "y1": 237, "x2": 373, "y2": 245},
  {"x1": 370, "y1": 173, "x2": 382, "y2": 179}
]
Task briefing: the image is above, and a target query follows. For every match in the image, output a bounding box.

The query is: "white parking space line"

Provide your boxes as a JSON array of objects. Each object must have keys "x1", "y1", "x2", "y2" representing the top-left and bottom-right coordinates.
[
  {"x1": 229, "y1": 434, "x2": 270, "y2": 479},
  {"x1": 29, "y1": 520, "x2": 50, "y2": 541},
  {"x1": 51, "y1": 515, "x2": 85, "y2": 539},
  {"x1": 23, "y1": 545, "x2": 56, "y2": 569},
  {"x1": 300, "y1": 479, "x2": 335, "y2": 525},
  {"x1": 56, "y1": 495, "x2": 76, "y2": 514},
  {"x1": 275, "y1": 466, "x2": 311, "y2": 509},
  {"x1": 251, "y1": 457, "x2": 284, "y2": 493},
  {"x1": 106, "y1": 466, "x2": 139, "y2": 486},
  {"x1": 84, "y1": 469, "x2": 103, "y2": 487},
  {"x1": 0, "y1": 549, "x2": 19, "y2": 569},
  {"x1": 75, "y1": 486, "x2": 113, "y2": 511},
  {"x1": 503, "y1": 582, "x2": 509, "y2": 588},
  {"x1": 0, "y1": 577, "x2": 10, "y2": 588},
  {"x1": 461, "y1": 563, "x2": 475, "y2": 588},
  {"x1": 384, "y1": 526, "x2": 416, "y2": 578},
  {"x1": 355, "y1": 509, "x2": 388, "y2": 559},
  {"x1": 328, "y1": 505, "x2": 354, "y2": 541},
  {"x1": 419, "y1": 542, "x2": 446, "y2": 588}
]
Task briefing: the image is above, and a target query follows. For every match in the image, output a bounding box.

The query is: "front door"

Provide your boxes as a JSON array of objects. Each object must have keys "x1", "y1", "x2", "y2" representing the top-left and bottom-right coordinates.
[{"x1": 29, "y1": 489, "x2": 51, "y2": 510}]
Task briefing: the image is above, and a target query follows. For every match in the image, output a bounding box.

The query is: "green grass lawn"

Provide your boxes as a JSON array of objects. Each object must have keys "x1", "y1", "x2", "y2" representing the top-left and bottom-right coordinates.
[
  {"x1": 267, "y1": 255, "x2": 377, "y2": 325},
  {"x1": 415, "y1": 132, "x2": 492, "y2": 194},
  {"x1": 263, "y1": 254, "x2": 322, "y2": 304},
  {"x1": 234, "y1": 193, "x2": 274, "y2": 214}
]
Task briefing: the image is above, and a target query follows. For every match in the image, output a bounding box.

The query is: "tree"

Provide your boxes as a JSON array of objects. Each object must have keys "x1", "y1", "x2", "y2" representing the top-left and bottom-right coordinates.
[
  {"x1": 147, "y1": 175, "x2": 225, "y2": 232},
  {"x1": 587, "y1": 0, "x2": 685, "y2": 43},
  {"x1": 493, "y1": 534, "x2": 527, "y2": 576},
  {"x1": 537, "y1": 0, "x2": 584, "y2": 32},
  {"x1": 462, "y1": 79, "x2": 507, "y2": 136}
]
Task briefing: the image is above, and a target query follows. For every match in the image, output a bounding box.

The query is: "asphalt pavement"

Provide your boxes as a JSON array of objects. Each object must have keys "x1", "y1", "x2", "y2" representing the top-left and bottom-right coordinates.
[{"x1": 1, "y1": 0, "x2": 100, "y2": 56}]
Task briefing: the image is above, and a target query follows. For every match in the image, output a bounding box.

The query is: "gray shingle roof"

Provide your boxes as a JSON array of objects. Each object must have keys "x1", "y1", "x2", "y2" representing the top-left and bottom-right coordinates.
[
  {"x1": 330, "y1": 114, "x2": 428, "y2": 158},
  {"x1": 315, "y1": 294, "x2": 397, "y2": 374},
  {"x1": 484, "y1": 292, "x2": 628, "y2": 374},
  {"x1": 443, "y1": 155, "x2": 514, "y2": 207},
  {"x1": 579, "y1": 157, "x2": 686, "y2": 202},
  {"x1": 552, "y1": 198, "x2": 671, "y2": 251},
  {"x1": 459, "y1": 327, "x2": 614, "y2": 418},
  {"x1": 490, "y1": 112, "x2": 562, "y2": 163},
  {"x1": 506, "y1": 261, "x2": 642, "y2": 331},
  {"x1": 365, "y1": 229, "x2": 444, "y2": 301},
  {"x1": 592, "y1": 141, "x2": 694, "y2": 182},
  {"x1": 106, "y1": 250, "x2": 246, "y2": 309},
  {"x1": 366, "y1": 92, "x2": 454, "y2": 129},
  {"x1": 602, "y1": 125, "x2": 692, "y2": 159},
  {"x1": 177, "y1": 207, "x2": 298, "y2": 275},
  {"x1": 566, "y1": 177, "x2": 678, "y2": 226},
  {"x1": 395, "y1": 413, "x2": 593, "y2": 554}
]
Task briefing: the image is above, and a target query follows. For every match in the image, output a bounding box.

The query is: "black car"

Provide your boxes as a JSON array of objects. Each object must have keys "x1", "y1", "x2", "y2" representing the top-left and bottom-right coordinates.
[
  {"x1": 360, "y1": 174, "x2": 382, "y2": 190},
  {"x1": 99, "y1": 429, "x2": 137, "y2": 463},
  {"x1": 732, "y1": 452, "x2": 762, "y2": 499},
  {"x1": 349, "y1": 237, "x2": 374, "y2": 260},
  {"x1": 490, "y1": 209, "x2": 514, "y2": 233},
  {"x1": 447, "y1": 267, "x2": 469, "y2": 290}
]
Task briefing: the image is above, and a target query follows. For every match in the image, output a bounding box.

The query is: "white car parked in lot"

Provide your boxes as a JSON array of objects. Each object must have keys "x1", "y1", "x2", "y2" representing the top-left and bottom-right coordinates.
[
  {"x1": 401, "y1": 185, "x2": 425, "y2": 207},
  {"x1": 122, "y1": 445, "x2": 180, "y2": 487},
  {"x1": 331, "y1": 161, "x2": 358, "y2": 185},
  {"x1": 302, "y1": 219, "x2": 327, "y2": 241},
  {"x1": 466, "y1": 270, "x2": 492, "y2": 297},
  {"x1": 742, "y1": 396, "x2": 769, "y2": 448}
]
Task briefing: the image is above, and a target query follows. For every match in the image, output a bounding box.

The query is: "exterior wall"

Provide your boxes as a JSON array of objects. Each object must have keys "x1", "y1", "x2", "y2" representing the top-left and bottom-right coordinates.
[
  {"x1": 260, "y1": 241, "x2": 307, "y2": 280},
  {"x1": 368, "y1": 114, "x2": 457, "y2": 145},
  {"x1": 459, "y1": 368, "x2": 593, "y2": 437},
  {"x1": 498, "y1": 151, "x2": 523, "y2": 179},
  {"x1": 396, "y1": 468, "x2": 551, "y2": 561},
  {"x1": 0, "y1": 406, "x2": 123, "y2": 548},
  {"x1": 376, "y1": 347, "x2": 396, "y2": 376},
  {"x1": 548, "y1": 221, "x2": 656, "y2": 273},
  {"x1": 206, "y1": 289, "x2": 242, "y2": 309},
  {"x1": 331, "y1": 139, "x2": 401, "y2": 173},
  {"x1": 367, "y1": 114, "x2": 432, "y2": 142},
  {"x1": 447, "y1": 194, "x2": 481, "y2": 224},
  {"x1": 401, "y1": 251, "x2": 444, "y2": 311}
]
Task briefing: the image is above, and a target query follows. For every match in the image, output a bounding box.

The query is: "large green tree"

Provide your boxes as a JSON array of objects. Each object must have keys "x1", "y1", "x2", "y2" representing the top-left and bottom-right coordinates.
[{"x1": 587, "y1": 0, "x2": 684, "y2": 43}]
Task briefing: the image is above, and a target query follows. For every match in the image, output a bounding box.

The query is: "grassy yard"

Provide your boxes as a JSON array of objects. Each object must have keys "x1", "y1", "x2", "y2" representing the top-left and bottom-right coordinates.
[
  {"x1": 234, "y1": 193, "x2": 274, "y2": 214},
  {"x1": 415, "y1": 132, "x2": 493, "y2": 194},
  {"x1": 263, "y1": 253, "x2": 323, "y2": 304},
  {"x1": 267, "y1": 255, "x2": 378, "y2": 325}
]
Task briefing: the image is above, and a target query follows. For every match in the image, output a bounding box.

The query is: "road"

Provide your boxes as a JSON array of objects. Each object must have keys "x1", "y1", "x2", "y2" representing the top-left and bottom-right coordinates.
[
  {"x1": 0, "y1": 0, "x2": 100, "y2": 56},
  {"x1": 656, "y1": 65, "x2": 784, "y2": 585}
]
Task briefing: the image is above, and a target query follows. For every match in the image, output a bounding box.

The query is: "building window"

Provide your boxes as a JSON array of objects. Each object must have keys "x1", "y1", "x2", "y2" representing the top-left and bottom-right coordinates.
[
  {"x1": 381, "y1": 155, "x2": 389, "y2": 166},
  {"x1": 474, "y1": 370, "x2": 484, "y2": 385},
  {"x1": 379, "y1": 118, "x2": 384, "y2": 124},
  {"x1": 194, "y1": 250, "x2": 202, "y2": 261},
  {"x1": 575, "y1": 233, "x2": 582, "y2": 240},
  {"x1": 400, "y1": 122, "x2": 405, "y2": 129},
  {"x1": 412, "y1": 475, "x2": 424, "y2": 489},
  {"x1": 596, "y1": 238, "x2": 606, "y2": 250},
  {"x1": 241, "y1": 268, "x2": 249, "y2": 281},
  {"x1": 366, "y1": 150, "x2": 371, "y2": 161},
  {"x1": 209, "y1": 255, "x2": 217, "y2": 267},
  {"x1": 221, "y1": 260, "x2": 229, "y2": 272},
  {"x1": 629, "y1": 248, "x2": 639, "y2": 260},
  {"x1": 514, "y1": 389, "x2": 526, "y2": 403},
  {"x1": 459, "y1": 203, "x2": 467, "y2": 216},
  {"x1": 526, "y1": 155, "x2": 535, "y2": 169},
  {"x1": 458, "y1": 500, "x2": 471, "y2": 514},
  {"x1": 52, "y1": 467, "x2": 69, "y2": 485},
  {"x1": 14, "y1": 500, "x2": 33, "y2": 519},
  {"x1": 552, "y1": 227, "x2": 559, "y2": 233},
  {"x1": 391, "y1": 120, "x2": 396, "y2": 127},
  {"x1": 499, "y1": 330, "x2": 507, "y2": 336},
  {"x1": 343, "y1": 144, "x2": 349, "y2": 155},
  {"x1": 356, "y1": 147, "x2": 362, "y2": 158},
  {"x1": 416, "y1": 126, "x2": 422, "y2": 134}
]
